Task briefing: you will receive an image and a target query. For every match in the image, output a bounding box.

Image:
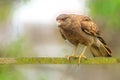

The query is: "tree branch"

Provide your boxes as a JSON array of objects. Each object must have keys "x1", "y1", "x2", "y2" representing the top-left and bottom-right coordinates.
[{"x1": 0, "y1": 57, "x2": 118, "y2": 64}]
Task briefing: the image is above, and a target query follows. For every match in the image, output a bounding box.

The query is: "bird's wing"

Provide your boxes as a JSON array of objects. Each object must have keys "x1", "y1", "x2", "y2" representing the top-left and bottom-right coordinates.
[
  {"x1": 81, "y1": 20, "x2": 112, "y2": 56},
  {"x1": 81, "y1": 21, "x2": 98, "y2": 36},
  {"x1": 81, "y1": 21, "x2": 107, "y2": 45},
  {"x1": 80, "y1": 17, "x2": 112, "y2": 56},
  {"x1": 59, "y1": 28, "x2": 66, "y2": 40}
]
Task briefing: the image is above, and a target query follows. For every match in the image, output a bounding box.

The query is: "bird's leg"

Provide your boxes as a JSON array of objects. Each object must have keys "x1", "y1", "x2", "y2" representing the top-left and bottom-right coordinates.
[
  {"x1": 78, "y1": 46, "x2": 87, "y2": 63},
  {"x1": 67, "y1": 45, "x2": 78, "y2": 60}
]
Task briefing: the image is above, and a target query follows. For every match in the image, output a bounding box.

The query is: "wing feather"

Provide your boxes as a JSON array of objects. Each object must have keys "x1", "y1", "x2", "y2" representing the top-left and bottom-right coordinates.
[
  {"x1": 81, "y1": 21, "x2": 98, "y2": 36},
  {"x1": 59, "y1": 28, "x2": 66, "y2": 40},
  {"x1": 81, "y1": 20, "x2": 107, "y2": 45}
]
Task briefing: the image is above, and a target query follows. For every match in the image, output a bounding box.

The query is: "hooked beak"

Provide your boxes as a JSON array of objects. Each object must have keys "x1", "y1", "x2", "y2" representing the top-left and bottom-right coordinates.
[{"x1": 56, "y1": 20, "x2": 61, "y2": 26}]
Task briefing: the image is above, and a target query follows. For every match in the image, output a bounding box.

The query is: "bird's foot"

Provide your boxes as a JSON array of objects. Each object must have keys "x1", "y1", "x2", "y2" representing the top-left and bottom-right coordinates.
[
  {"x1": 66, "y1": 55, "x2": 78, "y2": 61},
  {"x1": 78, "y1": 54, "x2": 87, "y2": 64}
]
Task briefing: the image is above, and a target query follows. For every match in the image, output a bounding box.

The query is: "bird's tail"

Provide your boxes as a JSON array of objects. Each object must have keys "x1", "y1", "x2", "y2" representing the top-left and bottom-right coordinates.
[{"x1": 90, "y1": 38, "x2": 112, "y2": 57}]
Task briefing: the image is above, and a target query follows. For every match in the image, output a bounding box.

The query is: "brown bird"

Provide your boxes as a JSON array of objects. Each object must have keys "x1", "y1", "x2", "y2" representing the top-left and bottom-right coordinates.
[{"x1": 56, "y1": 14, "x2": 112, "y2": 63}]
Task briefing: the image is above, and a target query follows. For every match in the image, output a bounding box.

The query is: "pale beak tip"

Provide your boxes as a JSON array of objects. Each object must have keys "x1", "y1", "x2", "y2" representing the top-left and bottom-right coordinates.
[{"x1": 56, "y1": 21, "x2": 61, "y2": 26}]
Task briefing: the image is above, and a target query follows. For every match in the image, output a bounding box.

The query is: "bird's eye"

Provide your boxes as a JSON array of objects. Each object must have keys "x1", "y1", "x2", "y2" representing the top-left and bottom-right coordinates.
[
  {"x1": 62, "y1": 17, "x2": 68, "y2": 21},
  {"x1": 62, "y1": 18, "x2": 66, "y2": 21}
]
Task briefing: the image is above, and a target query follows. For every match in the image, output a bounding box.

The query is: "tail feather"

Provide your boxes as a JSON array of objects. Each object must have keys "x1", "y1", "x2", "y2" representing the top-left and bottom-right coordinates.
[{"x1": 90, "y1": 38, "x2": 112, "y2": 57}]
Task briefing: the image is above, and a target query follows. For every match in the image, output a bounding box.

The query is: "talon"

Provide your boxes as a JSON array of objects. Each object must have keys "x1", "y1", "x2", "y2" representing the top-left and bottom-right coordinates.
[
  {"x1": 78, "y1": 46, "x2": 87, "y2": 64},
  {"x1": 78, "y1": 54, "x2": 87, "y2": 63},
  {"x1": 66, "y1": 46, "x2": 78, "y2": 61},
  {"x1": 82, "y1": 55, "x2": 87, "y2": 59},
  {"x1": 66, "y1": 55, "x2": 78, "y2": 61}
]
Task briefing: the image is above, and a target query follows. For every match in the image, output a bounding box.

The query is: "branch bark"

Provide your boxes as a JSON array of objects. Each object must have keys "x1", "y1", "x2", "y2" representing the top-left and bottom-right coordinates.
[{"x1": 0, "y1": 57, "x2": 118, "y2": 64}]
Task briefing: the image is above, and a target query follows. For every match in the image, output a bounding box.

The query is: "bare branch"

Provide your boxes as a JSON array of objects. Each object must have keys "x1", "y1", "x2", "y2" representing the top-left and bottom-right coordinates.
[{"x1": 0, "y1": 57, "x2": 118, "y2": 64}]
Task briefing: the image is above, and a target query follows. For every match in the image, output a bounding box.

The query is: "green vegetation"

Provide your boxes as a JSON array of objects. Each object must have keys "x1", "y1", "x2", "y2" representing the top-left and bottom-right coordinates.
[
  {"x1": 0, "y1": 0, "x2": 30, "y2": 22},
  {"x1": 0, "y1": 0, "x2": 31, "y2": 79},
  {"x1": 0, "y1": 2, "x2": 13, "y2": 22},
  {"x1": 3, "y1": 37, "x2": 26, "y2": 57},
  {"x1": 89, "y1": 0, "x2": 120, "y2": 28},
  {"x1": 0, "y1": 65, "x2": 26, "y2": 80},
  {"x1": 0, "y1": 37, "x2": 27, "y2": 80}
]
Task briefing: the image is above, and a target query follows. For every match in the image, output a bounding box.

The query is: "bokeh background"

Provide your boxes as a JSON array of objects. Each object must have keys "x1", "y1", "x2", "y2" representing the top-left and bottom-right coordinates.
[{"x1": 0, "y1": 0, "x2": 120, "y2": 80}]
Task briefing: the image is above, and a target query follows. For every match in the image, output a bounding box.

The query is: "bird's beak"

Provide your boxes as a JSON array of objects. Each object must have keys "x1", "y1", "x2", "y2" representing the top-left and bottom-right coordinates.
[{"x1": 56, "y1": 20, "x2": 61, "y2": 26}]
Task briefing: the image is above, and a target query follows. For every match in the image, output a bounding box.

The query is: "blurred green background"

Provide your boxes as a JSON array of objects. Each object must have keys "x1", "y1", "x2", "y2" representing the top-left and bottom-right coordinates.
[{"x1": 0, "y1": 0, "x2": 120, "y2": 80}]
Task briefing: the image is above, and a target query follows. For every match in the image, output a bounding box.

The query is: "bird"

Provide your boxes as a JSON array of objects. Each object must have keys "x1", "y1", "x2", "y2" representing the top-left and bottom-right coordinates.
[{"x1": 56, "y1": 14, "x2": 112, "y2": 63}]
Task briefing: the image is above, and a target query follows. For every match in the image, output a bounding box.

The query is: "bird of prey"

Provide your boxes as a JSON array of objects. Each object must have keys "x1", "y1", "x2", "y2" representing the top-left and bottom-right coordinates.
[{"x1": 56, "y1": 14, "x2": 112, "y2": 63}]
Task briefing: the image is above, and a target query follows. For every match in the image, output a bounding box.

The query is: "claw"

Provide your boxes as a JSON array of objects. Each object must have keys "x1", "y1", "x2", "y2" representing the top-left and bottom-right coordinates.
[
  {"x1": 66, "y1": 55, "x2": 78, "y2": 61},
  {"x1": 78, "y1": 46, "x2": 87, "y2": 63},
  {"x1": 65, "y1": 45, "x2": 87, "y2": 64},
  {"x1": 66, "y1": 46, "x2": 78, "y2": 61},
  {"x1": 78, "y1": 54, "x2": 87, "y2": 63}
]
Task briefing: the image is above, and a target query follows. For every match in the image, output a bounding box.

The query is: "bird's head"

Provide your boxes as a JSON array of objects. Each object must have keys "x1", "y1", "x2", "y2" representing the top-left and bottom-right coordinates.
[{"x1": 56, "y1": 14, "x2": 72, "y2": 28}]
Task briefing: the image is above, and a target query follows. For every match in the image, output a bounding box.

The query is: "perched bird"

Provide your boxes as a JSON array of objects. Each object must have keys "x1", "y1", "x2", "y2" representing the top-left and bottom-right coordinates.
[{"x1": 56, "y1": 14, "x2": 112, "y2": 63}]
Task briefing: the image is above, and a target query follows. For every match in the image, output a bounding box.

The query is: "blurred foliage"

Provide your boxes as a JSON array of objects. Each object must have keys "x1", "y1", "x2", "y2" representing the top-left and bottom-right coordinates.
[
  {"x1": 0, "y1": 65, "x2": 26, "y2": 80},
  {"x1": 88, "y1": 0, "x2": 120, "y2": 29},
  {"x1": 3, "y1": 37, "x2": 26, "y2": 57},
  {"x1": 0, "y1": 1, "x2": 13, "y2": 22},
  {"x1": 0, "y1": 37, "x2": 28, "y2": 80},
  {"x1": 0, "y1": 0, "x2": 30, "y2": 22}
]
